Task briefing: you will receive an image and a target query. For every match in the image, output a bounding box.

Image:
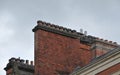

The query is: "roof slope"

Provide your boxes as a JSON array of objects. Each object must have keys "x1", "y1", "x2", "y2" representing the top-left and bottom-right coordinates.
[{"x1": 70, "y1": 46, "x2": 120, "y2": 75}]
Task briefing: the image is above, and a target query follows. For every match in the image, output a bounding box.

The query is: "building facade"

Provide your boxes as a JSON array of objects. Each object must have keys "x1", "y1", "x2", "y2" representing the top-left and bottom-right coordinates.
[
  {"x1": 4, "y1": 20, "x2": 120, "y2": 75},
  {"x1": 32, "y1": 20, "x2": 119, "y2": 75}
]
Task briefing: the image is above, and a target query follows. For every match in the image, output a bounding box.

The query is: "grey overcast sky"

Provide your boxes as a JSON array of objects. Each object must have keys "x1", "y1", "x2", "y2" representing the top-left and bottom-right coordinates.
[{"x1": 0, "y1": 0, "x2": 120, "y2": 74}]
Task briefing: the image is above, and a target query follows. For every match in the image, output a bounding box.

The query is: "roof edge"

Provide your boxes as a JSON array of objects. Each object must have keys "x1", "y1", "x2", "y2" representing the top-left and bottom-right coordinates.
[
  {"x1": 32, "y1": 20, "x2": 118, "y2": 45},
  {"x1": 32, "y1": 20, "x2": 83, "y2": 38},
  {"x1": 70, "y1": 46, "x2": 120, "y2": 75}
]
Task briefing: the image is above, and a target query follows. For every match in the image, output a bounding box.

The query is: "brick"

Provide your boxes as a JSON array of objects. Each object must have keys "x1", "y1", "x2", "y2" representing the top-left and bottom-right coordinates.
[{"x1": 34, "y1": 30, "x2": 92, "y2": 75}]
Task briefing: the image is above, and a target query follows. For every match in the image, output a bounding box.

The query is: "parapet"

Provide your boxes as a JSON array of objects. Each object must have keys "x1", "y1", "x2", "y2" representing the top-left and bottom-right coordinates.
[
  {"x1": 33, "y1": 20, "x2": 119, "y2": 46},
  {"x1": 80, "y1": 34, "x2": 119, "y2": 46},
  {"x1": 95, "y1": 37, "x2": 118, "y2": 46},
  {"x1": 32, "y1": 20, "x2": 84, "y2": 38},
  {"x1": 8, "y1": 57, "x2": 34, "y2": 65},
  {"x1": 4, "y1": 57, "x2": 34, "y2": 73}
]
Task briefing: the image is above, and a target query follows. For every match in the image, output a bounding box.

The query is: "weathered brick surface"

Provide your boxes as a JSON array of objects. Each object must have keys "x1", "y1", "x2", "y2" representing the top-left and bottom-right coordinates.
[
  {"x1": 34, "y1": 30, "x2": 92, "y2": 75},
  {"x1": 96, "y1": 63, "x2": 120, "y2": 75},
  {"x1": 6, "y1": 69, "x2": 12, "y2": 75}
]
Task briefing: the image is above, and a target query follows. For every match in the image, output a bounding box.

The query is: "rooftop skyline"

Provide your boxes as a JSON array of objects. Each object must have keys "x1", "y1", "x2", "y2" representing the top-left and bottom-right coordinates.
[{"x1": 1, "y1": 0, "x2": 120, "y2": 75}]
